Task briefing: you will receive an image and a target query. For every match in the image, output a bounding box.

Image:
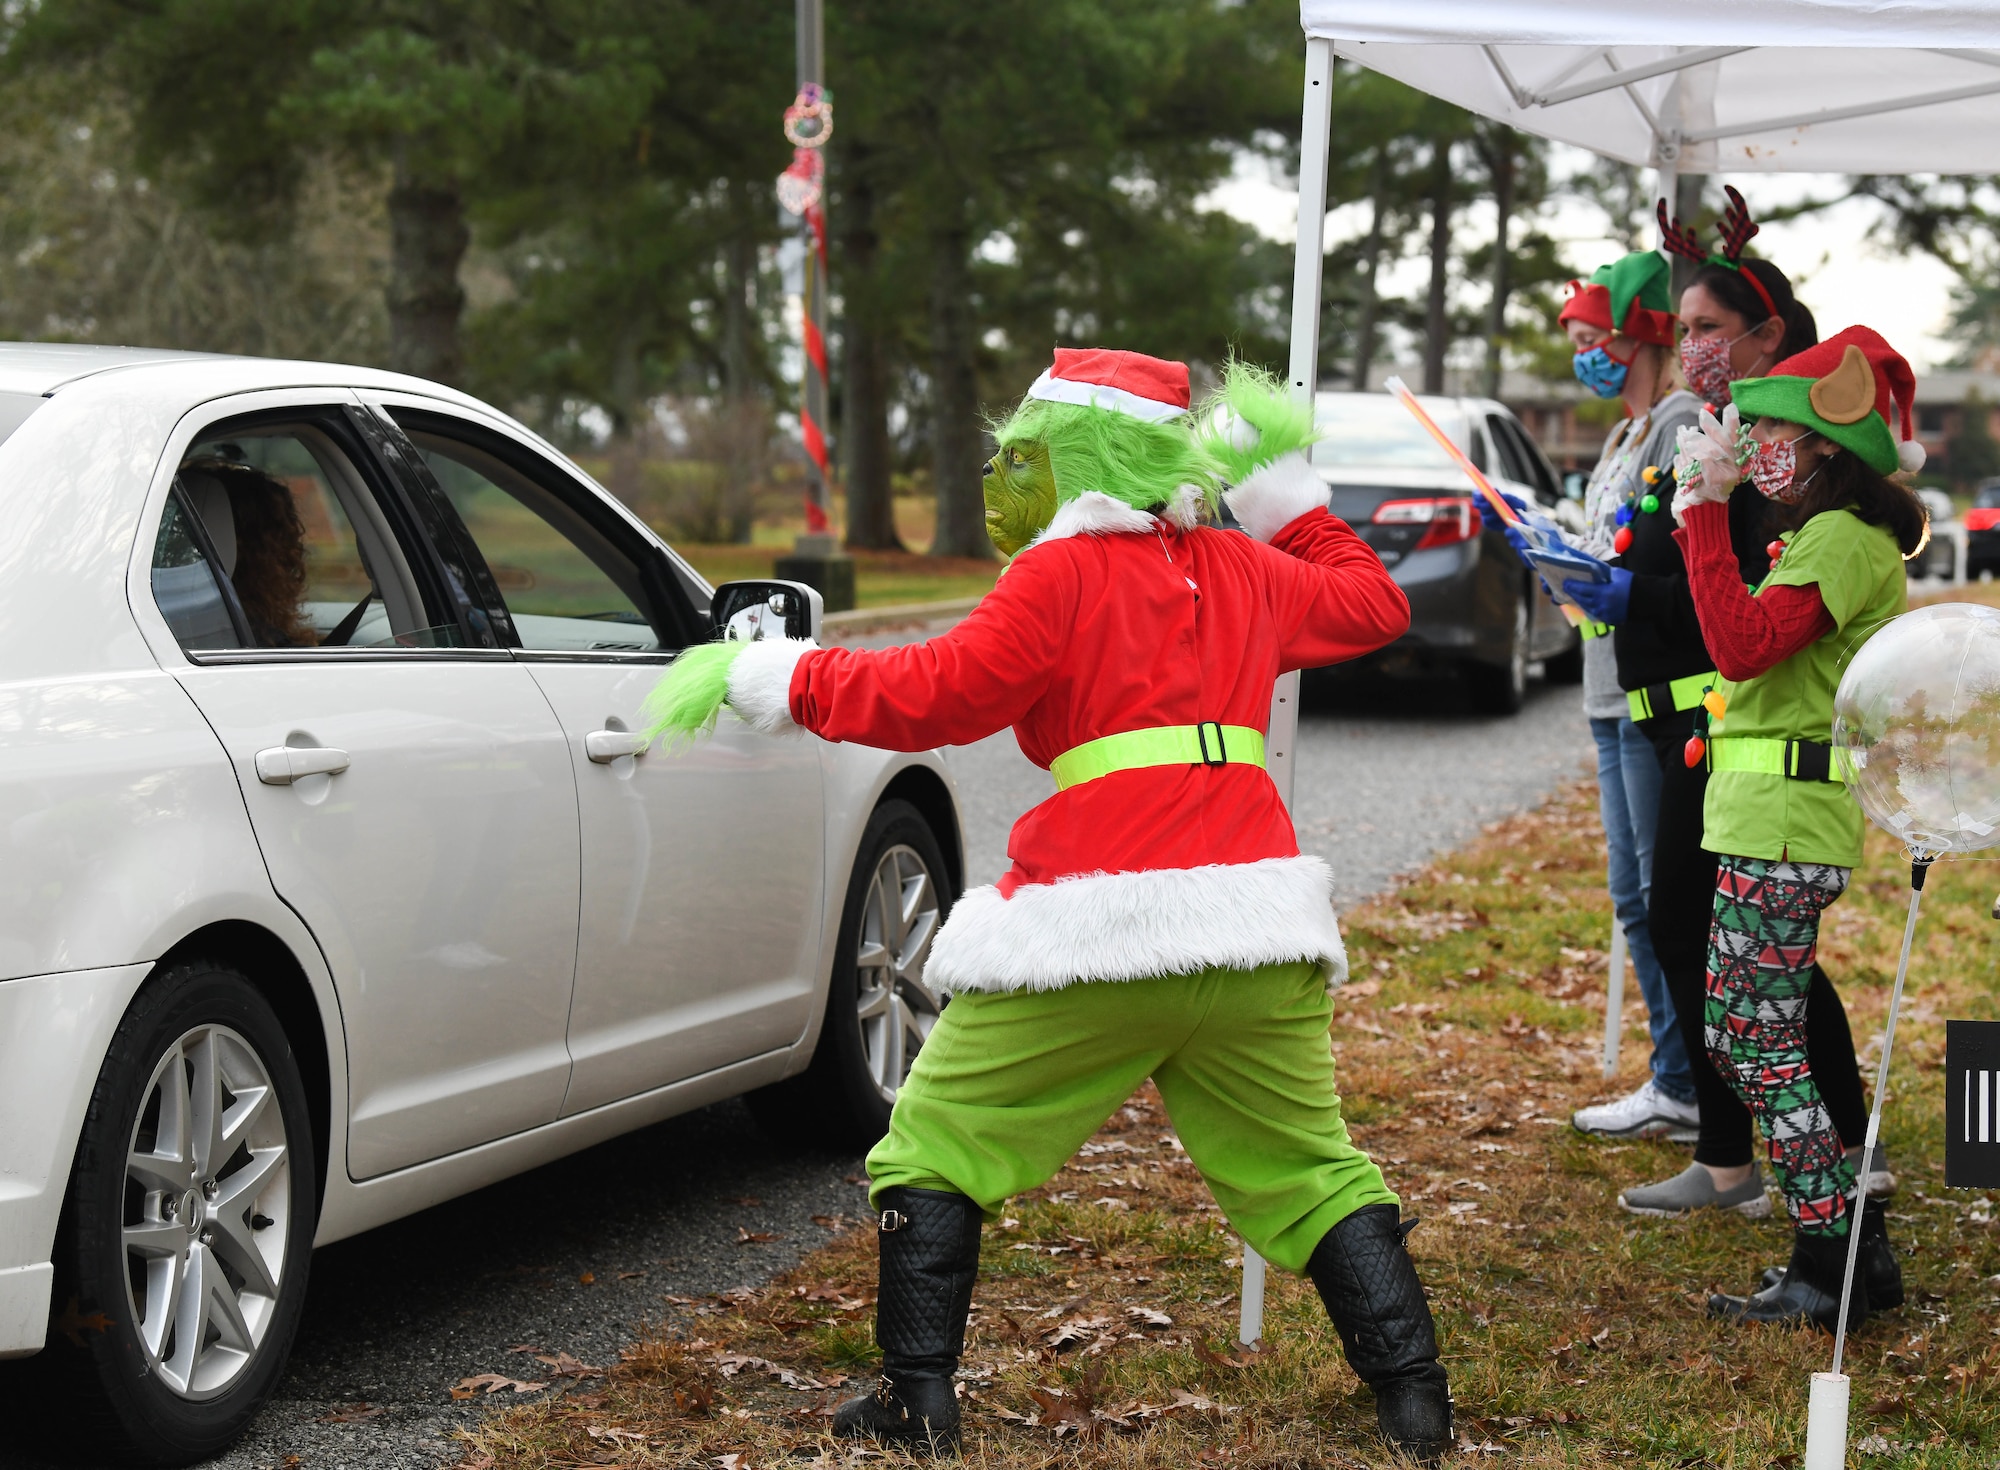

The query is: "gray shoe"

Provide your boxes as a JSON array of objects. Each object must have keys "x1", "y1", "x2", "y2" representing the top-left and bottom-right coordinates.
[
  {"x1": 1618, "y1": 1161, "x2": 1772, "y2": 1218},
  {"x1": 1848, "y1": 1146, "x2": 1896, "y2": 1198}
]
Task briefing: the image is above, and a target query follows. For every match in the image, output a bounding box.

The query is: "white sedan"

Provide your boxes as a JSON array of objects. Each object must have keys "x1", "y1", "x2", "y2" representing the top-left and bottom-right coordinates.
[{"x1": 0, "y1": 344, "x2": 960, "y2": 1463}]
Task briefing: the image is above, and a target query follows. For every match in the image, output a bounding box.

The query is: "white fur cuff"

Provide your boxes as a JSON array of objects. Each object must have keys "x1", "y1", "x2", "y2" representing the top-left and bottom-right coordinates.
[
  {"x1": 1224, "y1": 452, "x2": 1329, "y2": 542},
  {"x1": 924, "y1": 855, "x2": 1347, "y2": 994},
  {"x1": 725, "y1": 637, "x2": 817, "y2": 735}
]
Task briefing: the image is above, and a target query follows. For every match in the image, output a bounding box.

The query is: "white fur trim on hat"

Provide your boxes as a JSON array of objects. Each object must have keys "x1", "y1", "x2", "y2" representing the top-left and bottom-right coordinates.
[
  {"x1": 1223, "y1": 452, "x2": 1330, "y2": 542},
  {"x1": 1025, "y1": 369, "x2": 1189, "y2": 423},
  {"x1": 725, "y1": 637, "x2": 816, "y2": 735},
  {"x1": 1029, "y1": 490, "x2": 1159, "y2": 545},
  {"x1": 1899, "y1": 439, "x2": 1927, "y2": 473},
  {"x1": 923, "y1": 854, "x2": 1347, "y2": 995}
]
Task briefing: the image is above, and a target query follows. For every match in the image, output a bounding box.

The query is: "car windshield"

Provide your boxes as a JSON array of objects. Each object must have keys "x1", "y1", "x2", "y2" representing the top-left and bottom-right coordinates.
[
  {"x1": 1976, "y1": 483, "x2": 2000, "y2": 509},
  {"x1": 1310, "y1": 394, "x2": 1465, "y2": 470}
]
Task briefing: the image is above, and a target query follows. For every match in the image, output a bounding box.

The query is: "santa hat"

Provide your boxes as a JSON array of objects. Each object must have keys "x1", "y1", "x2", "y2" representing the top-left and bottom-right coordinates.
[
  {"x1": 1557, "y1": 250, "x2": 1677, "y2": 348},
  {"x1": 1025, "y1": 347, "x2": 1190, "y2": 423},
  {"x1": 1731, "y1": 325, "x2": 1925, "y2": 475}
]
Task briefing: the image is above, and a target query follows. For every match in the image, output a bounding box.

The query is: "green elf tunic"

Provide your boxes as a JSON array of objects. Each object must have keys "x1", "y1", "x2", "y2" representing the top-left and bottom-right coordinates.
[{"x1": 1703, "y1": 507, "x2": 1907, "y2": 866}]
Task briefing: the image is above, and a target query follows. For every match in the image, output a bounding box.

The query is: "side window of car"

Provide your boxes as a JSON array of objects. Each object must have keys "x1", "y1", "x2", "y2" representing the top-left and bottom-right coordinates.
[
  {"x1": 1496, "y1": 415, "x2": 1561, "y2": 501},
  {"x1": 390, "y1": 416, "x2": 681, "y2": 654},
  {"x1": 149, "y1": 421, "x2": 459, "y2": 656},
  {"x1": 1485, "y1": 414, "x2": 1532, "y2": 488}
]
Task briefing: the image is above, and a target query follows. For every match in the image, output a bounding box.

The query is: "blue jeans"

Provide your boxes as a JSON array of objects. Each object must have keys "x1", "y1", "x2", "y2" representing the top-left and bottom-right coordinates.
[{"x1": 1590, "y1": 715, "x2": 1695, "y2": 1103}]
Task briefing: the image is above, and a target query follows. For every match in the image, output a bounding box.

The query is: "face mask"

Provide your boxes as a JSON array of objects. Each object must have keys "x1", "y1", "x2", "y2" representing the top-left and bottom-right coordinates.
[
  {"x1": 1679, "y1": 325, "x2": 1768, "y2": 406},
  {"x1": 1572, "y1": 345, "x2": 1630, "y2": 398},
  {"x1": 1747, "y1": 432, "x2": 1820, "y2": 504}
]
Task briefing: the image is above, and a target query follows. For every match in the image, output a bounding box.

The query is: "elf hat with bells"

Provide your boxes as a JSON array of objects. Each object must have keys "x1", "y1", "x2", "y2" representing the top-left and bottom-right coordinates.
[
  {"x1": 1557, "y1": 249, "x2": 1678, "y2": 349},
  {"x1": 1730, "y1": 325, "x2": 1926, "y2": 475}
]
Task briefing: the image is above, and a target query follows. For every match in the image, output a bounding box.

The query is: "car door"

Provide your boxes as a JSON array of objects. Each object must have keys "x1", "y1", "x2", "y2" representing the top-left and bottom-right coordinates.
[
  {"x1": 1492, "y1": 412, "x2": 1581, "y2": 658},
  {"x1": 364, "y1": 397, "x2": 828, "y2": 1116},
  {"x1": 141, "y1": 394, "x2": 582, "y2": 1180}
]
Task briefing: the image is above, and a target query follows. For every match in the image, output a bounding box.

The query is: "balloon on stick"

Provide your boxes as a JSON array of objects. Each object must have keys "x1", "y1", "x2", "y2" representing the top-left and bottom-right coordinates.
[{"x1": 1807, "y1": 602, "x2": 2000, "y2": 1469}]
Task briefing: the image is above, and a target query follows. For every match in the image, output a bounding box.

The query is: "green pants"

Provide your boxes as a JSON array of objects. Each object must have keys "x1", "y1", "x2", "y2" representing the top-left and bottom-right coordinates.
[{"x1": 866, "y1": 960, "x2": 1394, "y2": 1273}]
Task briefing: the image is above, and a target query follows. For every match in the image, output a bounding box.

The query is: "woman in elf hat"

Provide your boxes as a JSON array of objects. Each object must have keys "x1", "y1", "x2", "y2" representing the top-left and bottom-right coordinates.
[
  {"x1": 1600, "y1": 196, "x2": 1877, "y2": 1225},
  {"x1": 641, "y1": 351, "x2": 1454, "y2": 1461},
  {"x1": 1545, "y1": 249, "x2": 1708, "y2": 1146},
  {"x1": 1669, "y1": 324, "x2": 1927, "y2": 1330}
]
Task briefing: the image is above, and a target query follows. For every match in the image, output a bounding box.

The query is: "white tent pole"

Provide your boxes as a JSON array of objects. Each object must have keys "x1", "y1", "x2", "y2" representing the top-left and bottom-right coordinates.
[{"x1": 1241, "y1": 32, "x2": 1335, "y2": 1352}]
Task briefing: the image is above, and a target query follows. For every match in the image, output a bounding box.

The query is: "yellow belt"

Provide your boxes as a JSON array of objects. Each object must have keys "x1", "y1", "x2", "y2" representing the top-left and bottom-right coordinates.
[
  {"x1": 1707, "y1": 736, "x2": 1845, "y2": 784},
  {"x1": 1050, "y1": 723, "x2": 1266, "y2": 792},
  {"x1": 1628, "y1": 671, "x2": 1716, "y2": 723}
]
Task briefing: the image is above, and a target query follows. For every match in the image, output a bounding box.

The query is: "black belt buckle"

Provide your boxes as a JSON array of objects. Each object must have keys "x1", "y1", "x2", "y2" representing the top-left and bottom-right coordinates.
[
  {"x1": 1641, "y1": 681, "x2": 1673, "y2": 720},
  {"x1": 1197, "y1": 721, "x2": 1227, "y2": 766},
  {"x1": 1787, "y1": 739, "x2": 1834, "y2": 783}
]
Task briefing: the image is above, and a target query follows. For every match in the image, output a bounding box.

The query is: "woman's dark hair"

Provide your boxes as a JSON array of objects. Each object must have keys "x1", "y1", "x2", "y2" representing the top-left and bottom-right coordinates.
[
  {"x1": 1782, "y1": 442, "x2": 1928, "y2": 556},
  {"x1": 1692, "y1": 258, "x2": 1818, "y2": 360},
  {"x1": 187, "y1": 457, "x2": 318, "y2": 647}
]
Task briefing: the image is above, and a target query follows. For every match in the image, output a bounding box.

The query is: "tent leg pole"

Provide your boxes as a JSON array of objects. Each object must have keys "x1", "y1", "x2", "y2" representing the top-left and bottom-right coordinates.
[{"x1": 1243, "y1": 35, "x2": 1335, "y2": 1350}]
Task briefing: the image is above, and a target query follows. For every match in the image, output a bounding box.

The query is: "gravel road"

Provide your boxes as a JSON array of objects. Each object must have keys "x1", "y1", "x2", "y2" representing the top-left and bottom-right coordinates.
[{"x1": 0, "y1": 629, "x2": 1592, "y2": 1470}]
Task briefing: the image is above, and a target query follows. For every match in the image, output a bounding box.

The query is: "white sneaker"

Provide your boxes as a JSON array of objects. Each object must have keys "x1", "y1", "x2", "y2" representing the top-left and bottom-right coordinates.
[{"x1": 1571, "y1": 1080, "x2": 1701, "y2": 1142}]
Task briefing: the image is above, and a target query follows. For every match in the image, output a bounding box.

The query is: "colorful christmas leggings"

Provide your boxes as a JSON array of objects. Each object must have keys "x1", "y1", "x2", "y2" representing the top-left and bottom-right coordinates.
[{"x1": 1704, "y1": 857, "x2": 1857, "y2": 1235}]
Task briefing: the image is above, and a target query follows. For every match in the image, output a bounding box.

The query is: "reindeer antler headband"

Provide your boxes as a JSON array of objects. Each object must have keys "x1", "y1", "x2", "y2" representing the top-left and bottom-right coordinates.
[{"x1": 1655, "y1": 185, "x2": 1780, "y2": 321}]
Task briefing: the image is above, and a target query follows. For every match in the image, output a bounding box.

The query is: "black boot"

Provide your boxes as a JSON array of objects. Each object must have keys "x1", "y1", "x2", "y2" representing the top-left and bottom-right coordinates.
[
  {"x1": 1711, "y1": 1217, "x2": 1869, "y2": 1333},
  {"x1": 1307, "y1": 1204, "x2": 1454, "y2": 1465},
  {"x1": 831, "y1": 1187, "x2": 982, "y2": 1455},
  {"x1": 1755, "y1": 1195, "x2": 1902, "y2": 1309}
]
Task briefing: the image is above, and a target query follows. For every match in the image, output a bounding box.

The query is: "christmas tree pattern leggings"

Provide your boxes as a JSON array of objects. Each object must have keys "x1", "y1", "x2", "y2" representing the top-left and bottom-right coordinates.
[{"x1": 1704, "y1": 857, "x2": 1858, "y2": 1236}]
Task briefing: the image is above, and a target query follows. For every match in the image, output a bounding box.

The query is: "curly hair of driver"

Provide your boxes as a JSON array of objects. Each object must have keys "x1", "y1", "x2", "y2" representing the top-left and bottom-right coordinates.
[{"x1": 187, "y1": 457, "x2": 318, "y2": 648}]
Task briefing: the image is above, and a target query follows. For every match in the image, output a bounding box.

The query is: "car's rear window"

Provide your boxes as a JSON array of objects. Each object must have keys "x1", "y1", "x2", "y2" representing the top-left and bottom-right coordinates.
[
  {"x1": 0, "y1": 391, "x2": 43, "y2": 448},
  {"x1": 1310, "y1": 394, "x2": 1466, "y2": 470}
]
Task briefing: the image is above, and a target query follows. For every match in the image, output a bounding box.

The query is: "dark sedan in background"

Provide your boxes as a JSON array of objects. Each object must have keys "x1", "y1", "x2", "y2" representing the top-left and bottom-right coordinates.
[{"x1": 1300, "y1": 391, "x2": 1581, "y2": 713}]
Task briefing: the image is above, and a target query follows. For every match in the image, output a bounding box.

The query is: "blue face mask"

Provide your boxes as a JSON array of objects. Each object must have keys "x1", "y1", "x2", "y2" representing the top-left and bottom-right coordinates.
[{"x1": 1572, "y1": 345, "x2": 1630, "y2": 398}]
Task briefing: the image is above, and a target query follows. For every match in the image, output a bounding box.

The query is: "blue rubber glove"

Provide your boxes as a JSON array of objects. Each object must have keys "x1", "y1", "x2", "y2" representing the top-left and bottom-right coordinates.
[
  {"x1": 1563, "y1": 566, "x2": 1633, "y2": 625},
  {"x1": 1483, "y1": 492, "x2": 1535, "y2": 566}
]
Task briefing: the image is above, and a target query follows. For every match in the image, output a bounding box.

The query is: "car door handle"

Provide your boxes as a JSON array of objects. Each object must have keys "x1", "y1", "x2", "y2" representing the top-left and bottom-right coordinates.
[
  {"x1": 254, "y1": 746, "x2": 351, "y2": 785},
  {"x1": 585, "y1": 729, "x2": 649, "y2": 764}
]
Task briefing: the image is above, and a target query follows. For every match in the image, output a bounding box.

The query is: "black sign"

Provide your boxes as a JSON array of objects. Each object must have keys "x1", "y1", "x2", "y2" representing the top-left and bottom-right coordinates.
[{"x1": 1946, "y1": 1020, "x2": 2000, "y2": 1189}]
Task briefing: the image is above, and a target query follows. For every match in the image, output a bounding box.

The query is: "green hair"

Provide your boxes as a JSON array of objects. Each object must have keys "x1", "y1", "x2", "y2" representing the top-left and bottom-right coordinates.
[
  {"x1": 992, "y1": 397, "x2": 1222, "y2": 515},
  {"x1": 640, "y1": 640, "x2": 746, "y2": 745},
  {"x1": 1197, "y1": 360, "x2": 1321, "y2": 483}
]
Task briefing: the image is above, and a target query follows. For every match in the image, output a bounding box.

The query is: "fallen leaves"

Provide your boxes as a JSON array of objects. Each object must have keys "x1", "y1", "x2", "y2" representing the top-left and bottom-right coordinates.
[
  {"x1": 735, "y1": 1227, "x2": 781, "y2": 1245},
  {"x1": 711, "y1": 1352, "x2": 832, "y2": 1391},
  {"x1": 51, "y1": 1297, "x2": 113, "y2": 1348},
  {"x1": 453, "y1": 1373, "x2": 548, "y2": 1399},
  {"x1": 315, "y1": 1401, "x2": 383, "y2": 1423}
]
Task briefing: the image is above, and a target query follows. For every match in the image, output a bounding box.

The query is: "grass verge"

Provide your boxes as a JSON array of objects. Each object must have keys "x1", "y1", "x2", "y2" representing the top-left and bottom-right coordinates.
[{"x1": 457, "y1": 781, "x2": 2000, "y2": 1468}]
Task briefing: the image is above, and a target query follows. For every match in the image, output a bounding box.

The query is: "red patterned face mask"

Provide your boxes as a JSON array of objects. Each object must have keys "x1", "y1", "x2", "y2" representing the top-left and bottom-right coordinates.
[
  {"x1": 1679, "y1": 325, "x2": 1768, "y2": 407},
  {"x1": 1747, "y1": 433, "x2": 1818, "y2": 504}
]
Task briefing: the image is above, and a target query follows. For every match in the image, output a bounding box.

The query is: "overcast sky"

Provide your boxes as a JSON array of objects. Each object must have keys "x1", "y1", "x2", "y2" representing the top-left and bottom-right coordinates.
[{"x1": 1208, "y1": 144, "x2": 1962, "y2": 374}]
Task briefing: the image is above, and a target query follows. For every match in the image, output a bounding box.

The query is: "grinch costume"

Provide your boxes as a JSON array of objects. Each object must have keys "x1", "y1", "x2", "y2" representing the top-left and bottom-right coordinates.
[{"x1": 646, "y1": 350, "x2": 1452, "y2": 1461}]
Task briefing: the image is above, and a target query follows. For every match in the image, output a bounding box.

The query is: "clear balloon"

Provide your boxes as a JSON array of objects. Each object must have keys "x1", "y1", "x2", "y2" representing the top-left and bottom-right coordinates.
[{"x1": 1833, "y1": 601, "x2": 2000, "y2": 855}]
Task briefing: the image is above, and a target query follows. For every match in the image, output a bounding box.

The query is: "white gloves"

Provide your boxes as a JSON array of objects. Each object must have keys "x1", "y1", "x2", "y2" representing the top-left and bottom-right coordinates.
[{"x1": 1670, "y1": 404, "x2": 1747, "y2": 522}]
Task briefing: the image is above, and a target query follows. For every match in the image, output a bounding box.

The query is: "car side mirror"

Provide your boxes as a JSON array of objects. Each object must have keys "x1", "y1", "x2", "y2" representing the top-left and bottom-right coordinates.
[{"x1": 712, "y1": 579, "x2": 823, "y2": 643}]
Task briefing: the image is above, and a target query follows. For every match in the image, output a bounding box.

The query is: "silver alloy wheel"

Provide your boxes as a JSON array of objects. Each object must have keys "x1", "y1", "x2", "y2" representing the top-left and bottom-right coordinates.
[
  {"x1": 122, "y1": 1023, "x2": 291, "y2": 1400},
  {"x1": 1504, "y1": 593, "x2": 1529, "y2": 697},
  {"x1": 853, "y1": 843, "x2": 943, "y2": 1102}
]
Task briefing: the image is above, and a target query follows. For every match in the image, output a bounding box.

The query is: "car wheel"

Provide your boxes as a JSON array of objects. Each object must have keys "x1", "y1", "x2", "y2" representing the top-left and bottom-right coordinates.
[
  {"x1": 38, "y1": 962, "x2": 315, "y2": 1466},
  {"x1": 1463, "y1": 591, "x2": 1530, "y2": 714},
  {"x1": 1542, "y1": 632, "x2": 1584, "y2": 685},
  {"x1": 746, "y1": 799, "x2": 952, "y2": 1153}
]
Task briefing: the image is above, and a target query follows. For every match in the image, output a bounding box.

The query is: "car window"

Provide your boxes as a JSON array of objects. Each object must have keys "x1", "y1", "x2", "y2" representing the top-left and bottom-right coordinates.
[
  {"x1": 0, "y1": 391, "x2": 42, "y2": 448},
  {"x1": 398, "y1": 426, "x2": 665, "y2": 654},
  {"x1": 150, "y1": 421, "x2": 459, "y2": 656},
  {"x1": 1485, "y1": 414, "x2": 1532, "y2": 485},
  {"x1": 1310, "y1": 394, "x2": 1475, "y2": 472},
  {"x1": 1496, "y1": 415, "x2": 1561, "y2": 500},
  {"x1": 1977, "y1": 483, "x2": 2000, "y2": 510}
]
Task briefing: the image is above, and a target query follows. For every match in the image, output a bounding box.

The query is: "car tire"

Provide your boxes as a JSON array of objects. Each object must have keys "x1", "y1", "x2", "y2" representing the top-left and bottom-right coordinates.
[
  {"x1": 1542, "y1": 633, "x2": 1584, "y2": 685},
  {"x1": 34, "y1": 962, "x2": 316, "y2": 1467},
  {"x1": 746, "y1": 799, "x2": 953, "y2": 1154},
  {"x1": 1463, "y1": 591, "x2": 1530, "y2": 714}
]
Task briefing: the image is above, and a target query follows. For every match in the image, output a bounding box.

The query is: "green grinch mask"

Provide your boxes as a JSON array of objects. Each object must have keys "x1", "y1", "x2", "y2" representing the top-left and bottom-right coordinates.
[{"x1": 982, "y1": 439, "x2": 1058, "y2": 555}]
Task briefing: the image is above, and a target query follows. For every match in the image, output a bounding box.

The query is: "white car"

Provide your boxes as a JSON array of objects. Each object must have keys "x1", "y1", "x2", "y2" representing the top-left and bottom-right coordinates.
[{"x1": 0, "y1": 344, "x2": 961, "y2": 1463}]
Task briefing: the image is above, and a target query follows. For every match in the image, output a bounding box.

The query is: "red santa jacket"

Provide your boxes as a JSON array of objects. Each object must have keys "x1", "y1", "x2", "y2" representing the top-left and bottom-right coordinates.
[{"x1": 723, "y1": 461, "x2": 1410, "y2": 993}]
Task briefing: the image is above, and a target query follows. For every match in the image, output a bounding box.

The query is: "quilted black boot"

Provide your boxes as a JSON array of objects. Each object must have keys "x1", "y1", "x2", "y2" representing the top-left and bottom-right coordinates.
[
  {"x1": 1756, "y1": 1195, "x2": 1902, "y2": 1309},
  {"x1": 1711, "y1": 1216, "x2": 1869, "y2": 1334},
  {"x1": 1307, "y1": 1205, "x2": 1454, "y2": 1465},
  {"x1": 831, "y1": 1187, "x2": 982, "y2": 1455}
]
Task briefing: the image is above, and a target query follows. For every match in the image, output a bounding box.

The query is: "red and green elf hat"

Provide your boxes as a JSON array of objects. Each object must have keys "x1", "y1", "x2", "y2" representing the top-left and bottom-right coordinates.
[
  {"x1": 1730, "y1": 325, "x2": 1925, "y2": 475},
  {"x1": 1557, "y1": 250, "x2": 1677, "y2": 348}
]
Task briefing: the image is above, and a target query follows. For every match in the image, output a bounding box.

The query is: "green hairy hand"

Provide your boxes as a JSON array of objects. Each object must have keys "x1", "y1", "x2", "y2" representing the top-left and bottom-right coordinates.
[
  {"x1": 640, "y1": 640, "x2": 747, "y2": 745},
  {"x1": 1198, "y1": 360, "x2": 1320, "y2": 484}
]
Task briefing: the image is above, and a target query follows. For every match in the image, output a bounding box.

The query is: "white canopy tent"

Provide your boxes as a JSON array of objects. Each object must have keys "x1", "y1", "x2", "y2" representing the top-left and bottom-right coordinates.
[{"x1": 1244, "y1": 1, "x2": 2000, "y2": 1354}]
